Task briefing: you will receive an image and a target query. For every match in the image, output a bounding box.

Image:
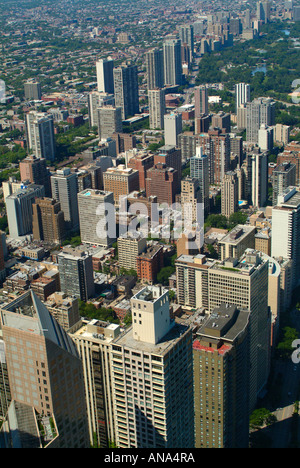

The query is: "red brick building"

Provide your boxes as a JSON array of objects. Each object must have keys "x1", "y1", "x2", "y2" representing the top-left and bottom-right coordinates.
[{"x1": 136, "y1": 245, "x2": 164, "y2": 284}]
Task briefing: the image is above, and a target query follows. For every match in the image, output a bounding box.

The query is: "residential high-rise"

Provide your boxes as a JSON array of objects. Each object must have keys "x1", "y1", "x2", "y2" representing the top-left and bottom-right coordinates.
[
  {"x1": 164, "y1": 113, "x2": 182, "y2": 147},
  {"x1": 145, "y1": 163, "x2": 179, "y2": 205},
  {"x1": 103, "y1": 166, "x2": 139, "y2": 205},
  {"x1": 127, "y1": 150, "x2": 154, "y2": 191},
  {"x1": 221, "y1": 171, "x2": 239, "y2": 218},
  {"x1": 257, "y1": 1, "x2": 271, "y2": 23},
  {"x1": 113, "y1": 65, "x2": 139, "y2": 120},
  {"x1": 118, "y1": 233, "x2": 147, "y2": 271},
  {"x1": 153, "y1": 145, "x2": 182, "y2": 180},
  {"x1": 32, "y1": 197, "x2": 65, "y2": 244},
  {"x1": 110, "y1": 285, "x2": 194, "y2": 448},
  {"x1": 271, "y1": 187, "x2": 300, "y2": 287},
  {"x1": 246, "y1": 97, "x2": 275, "y2": 143},
  {"x1": 24, "y1": 80, "x2": 42, "y2": 101},
  {"x1": 78, "y1": 189, "x2": 116, "y2": 247},
  {"x1": 19, "y1": 155, "x2": 51, "y2": 197},
  {"x1": 97, "y1": 106, "x2": 123, "y2": 140},
  {"x1": 251, "y1": 151, "x2": 268, "y2": 208},
  {"x1": 96, "y1": 58, "x2": 114, "y2": 94},
  {"x1": 163, "y1": 38, "x2": 183, "y2": 86},
  {"x1": 50, "y1": 168, "x2": 79, "y2": 233},
  {"x1": 58, "y1": 247, "x2": 95, "y2": 301},
  {"x1": 208, "y1": 250, "x2": 271, "y2": 411},
  {"x1": 235, "y1": 83, "x2": 251, "y2": 112},
  {"x1": 198, "y1": 129, "x2": 231, "y2": 185},
  {"x1": 0, "y1": 290, "x2": 89, "y2": 448},
  {"x1": 25, "y1": 111, "x2": 56, "y2": 161},
  {"x1": 194, "y1": 86, "x2": 208, "y2": 118},
  {"x1": 145, "y1": 48, "x2": 164, "y2": 90},
  {"x1": 44, "y1": 291, "x2": 80, "y2": 331},
  {"x1": 88, "y1": 91, "x2": 115, "y2": 128},
  {"x1": 190, "y1": 146, "x2": 210, "y2": 215},
  {"x1": 148, "y1": 88, "x2": 165, "y2": 130},
  {"x1": 219, "y1": 224, "x2": 256, "y2": 261},
  {"x1": 175, "y1": 254, "x2": 216, "y2": 311},
  {"x1": 178, "y1": 24, "x2": 194, "y2": 62},
  {"x1": 258, "y1": 124, "x2": 274, "y2": 151},
  {"x1": 272, "y1": 162, "x2": 296, "y2": 206},
  {"x1": 70, "y1": 317, "x2": 121, "y2": 447},
  {"x1": 181, "y1": 177, "x2": 201, "y2": 227},
  {"x1": 6, "y1": 184, "x2": 45, "y2": 239},
  {"x1": 211, "y1": 111, "x2": 231, "y2": 133},
  {"x1": 194, "y1": 304, "x2": 251, "y2": 448}
]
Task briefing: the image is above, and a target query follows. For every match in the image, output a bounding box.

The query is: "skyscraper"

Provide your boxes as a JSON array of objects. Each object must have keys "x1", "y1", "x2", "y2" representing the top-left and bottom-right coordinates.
[
  {"x1": 96, "y1": 58, "x2": 114, "y2": 94},
  {"x1": 97, "y1": 106, "x2": 123, "y2": 140},
  {"x1": 178, "y1": 24, "x2": 194, "y2": 62},
  {"x1": 51, "y1": 168, "x2": 79, "y2": 233},
  {"x1": 272, "y1": 162, "x2": 296, "y2": 206},
  {"x1": 208, "y1": 250, "x2": 271, "y2": 411},
  {"x1": 163, "y1": 38, "x2": 183, "y2": 86},
  {"x1": 221, "y1": 171, "x2": 239, "y2": 218},
  {"x1": 6, "y1": 184, "x2": 45, "y2": 238},
  {"x1": 19, "y1": 155, "x2": 51, "y2": 197},
  {"x1": 88, "y1": 90, "x2": 115, "y2": 128},
  {"x1": 251, "y1": 152, "x2": 268, "y2": 208},
  {"x1": 32, "y1": 197, "x2": 65, "y2": 244},
  {"x1": 148, "y1": 88, "x2": 165, "y2": 130},
  {"x1": 246, "y1": 97, "x2": 275, "y2": 143},
  {"x1": 145, "y1": 48, "x2": 164, "y2": 91},
  {"x1": 235, "y1": 83, "x2": 251, "y2": 112},
  {"x1": 190, "y1": 146, "x2": 210, "y2": 215},
  {"x1": 0, "y1": 290, "x2": 89, "y2": 448},
  {"x1": 113, "y1": 65, "x2": 139, "y2": 120},
  {"x1": 24, "y1": 80, "x2": 42, "y2": 101},
  {"x1": 194, "y1": 304, "x2": 251, "y2": 448},
  {"x1": 194, "y1": 85, "x2": 208, "y2": 118},
  {"x1": 164, "y1": 113, "x2": 182, "y2": 147},
  {"x1": 58, "y1": 247, "x2": 95, "y2": 301},
  {"x1": 78, "y1": 189, "x2": 116, "y2": 247},
  {"x1": 25, "y1": 111, "x2": 56, "y2": 161},
  {"x1": 110, "y1": 285, "x2": 194, "y2": 448},
  {"x1": 271, "y1": 187, "x2": 300, "y2": 287}
]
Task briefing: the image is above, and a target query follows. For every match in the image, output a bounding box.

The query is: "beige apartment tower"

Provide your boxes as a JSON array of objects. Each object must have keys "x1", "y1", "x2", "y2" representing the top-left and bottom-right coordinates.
[
  {"x1": 117, "y1": 234, "x2": 147, "y2": 271},
  {"x1": 221, "y1": 171, "x2": 239, "y2": 218},
  {"x1": 32, "y1": 197, "x2": 65, "y2": 244},
  {"x1": 110, "y1": 286, "x2": 194, "y2": 448}
]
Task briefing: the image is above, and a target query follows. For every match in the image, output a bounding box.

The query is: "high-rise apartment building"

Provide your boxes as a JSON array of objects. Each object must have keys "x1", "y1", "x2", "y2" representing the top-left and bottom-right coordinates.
[
  {"x1": 246, "y1": 97, "x2": 275, "y2": 143},
  {"x1": 145, "y1": 48, "x2": 164, "y2": 90},
  {"x1": 190, "y1": 146, "x2": 210, "y2": 215},
  {"x1": 163, "y1": 38, "x2": 183, "y2": 86},
  {"x1": 96, "y1": 58, "x2": 114, "y2": 94},
  {"x1": 50, "y1": 168, "x2": 79, "y2": 233},
  {"x1": 153, "y1": 145, "x2": 182, "y2": 180},
  {"x1": 197, "y1": 129, "x2": 231, "y2": 185},
  {"x1": 235, "y1": 83, "x2": 251, "y2": 112},
  {"x1": 32, "y1": 197, "x2": 65, "y2": 244},
  {"x1": 257, "y1": 1, "x2": 271, "y2": 23},
  {"x1": 178, "y1": 24, "x2": 194, "y2": 62},
  {"x1": 110, "y1": 285, "x2": 194, "y2": 448},
  {"x1": 19, "y1": 155, "x2": 51, "y2": 197},
  {"x1": 70, "y1": 317, "x2": 121, "y2": 447},
  {"x1": 145, "y1": 163, "x2": 179, "y2": 205},
  {"x1": 127, "y1": 150, "x2": 154, "y2": 191},
  {"x1": 221, "y1": 171, "x2": 239, "y2": 218},
  {"x1": 113, "y1": 65, "x2": 139, "y2": 120},
  {"x1": 148, "y1": 88, "x2": 165, "y2": 130},
  {"x1": 0, "y1": 290, "x2": 89, "y2": 448},
  {"x1": 25, "y1": 111, "x2": 56, "y2": 161},
  {"x1": 6, "y1": 184, "x2": 45, "y2": 239},
  {"x1": 258, "y1": 124, "x2": 274, "y2": 151},
  {"x1": 181, "y1": 177, "x2": 201, "y2": 226},
  {"x1": 175, "y1": 254, "x2": 216, "y2": 311},
  {"x1": 24, "y1": 80, "x2": 42, "y2": 101},
  {"x1": 194, "y1": 86, "x2": 209, "y2": 118},
  {"x1": 103, "y1": 166, "x2": 139, "y2": 205},
  {"x1": 118, "y1": 233, "x2": 147, "y2": 271},
  {"x1": 211, "y1": 111, "x2": 231, "y2": 133},
  {"x1": 208, "y1": 250, "x2": 271, "y2": 411},
  {"x1": 194, "y1": 304, "x2": 251, "y2": 448},
  {"x1": 271, "y1": 187, "x2": 300, "y2": 287},
  {"x1": 251, "y1": 151, "x2": 268, "y2": 208},
  {"x1": 88, "y1": 91, "x2": 115, "y2": 128},
  {"x1": 272, "y1": 162, "x2": 296, "y2": 206},
  {"x1": 219, "y1": 224, "x2": 256, "y2": 261},
  {"x1": 78, "y1": 189, "x2": 116, "y2": 247},
  {"x1": 58, "y1": 247, "x2": 95, "y2": 302},
  {"x1": 97, "y1": 106, "x2": 123, "y2": 140},
  {"x1": 44, "y1": 291, "x2": 80, "y2": 331},
  {"x1": 164, "y1": 113, "x2": 182, "y2": 147}
]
